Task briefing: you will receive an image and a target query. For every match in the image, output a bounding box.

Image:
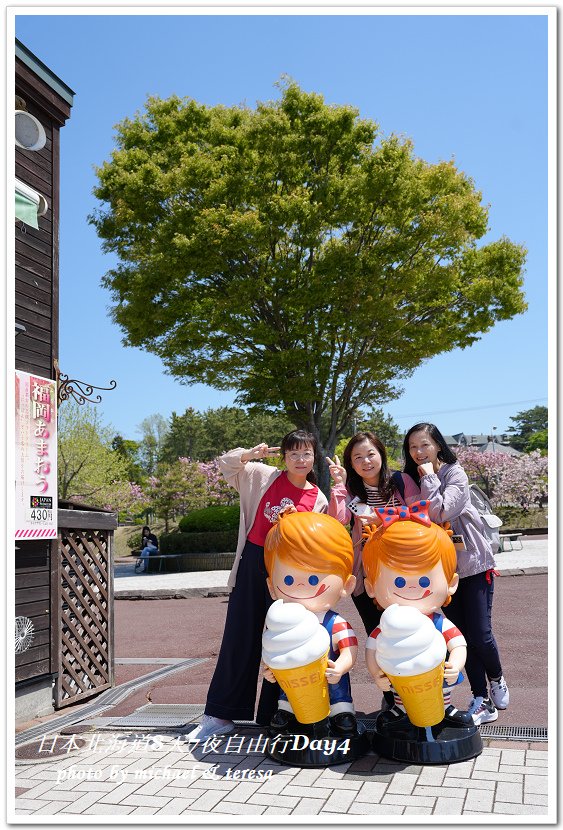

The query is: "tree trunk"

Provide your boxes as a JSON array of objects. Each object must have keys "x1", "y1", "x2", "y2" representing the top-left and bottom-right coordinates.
[{"x1": 316, "y1": 462, "x2": 331, "y2": 500}]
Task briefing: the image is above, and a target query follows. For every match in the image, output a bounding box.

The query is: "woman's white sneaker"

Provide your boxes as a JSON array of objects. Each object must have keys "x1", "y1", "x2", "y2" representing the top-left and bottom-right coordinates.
[
  {"x1": 489, "y1": 676, "x2": 510, "y2": 709},
  {"x1": 468, "y1": 696, "x2": 498, "y2": 725},
  {"x1": 189, "y1": 715, "x2": 235, "y2": 741}
]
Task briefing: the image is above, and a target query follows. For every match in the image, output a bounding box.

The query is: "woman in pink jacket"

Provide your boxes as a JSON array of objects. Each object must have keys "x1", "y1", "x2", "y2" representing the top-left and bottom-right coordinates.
[{"x1": 327, "y1": 432, "x2": 419, "y2": 635}]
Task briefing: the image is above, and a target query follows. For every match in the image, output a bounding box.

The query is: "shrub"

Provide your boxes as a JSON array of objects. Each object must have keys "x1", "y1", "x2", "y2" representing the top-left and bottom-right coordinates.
[
  {"x1": 178, "y1": 504, "x2": 240, "y2": 533},
  {"x1": 160, "y1": 528, "x2": 238, "y2": 554},
  {"x1": 127, "y1": 531, "x2": 143, "y2": 551},
  {"x1": 495, "y1": 507, "x2": 548, "y2": 530}
]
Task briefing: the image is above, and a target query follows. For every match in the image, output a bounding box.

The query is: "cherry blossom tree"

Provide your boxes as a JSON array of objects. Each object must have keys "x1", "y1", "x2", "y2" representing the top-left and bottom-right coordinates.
[
  {"x1": 101, "y1": 480, "x2": 151, "y2": 518},
  {"x1": 198, "y1": 459, "x2": 239, "y2": 506},
  {"x1": 146, "y1": 459, "x2": 209, "y2": 531},
  {"x1": 456, "y1": 448, "x2": 548, "y2": 510}
]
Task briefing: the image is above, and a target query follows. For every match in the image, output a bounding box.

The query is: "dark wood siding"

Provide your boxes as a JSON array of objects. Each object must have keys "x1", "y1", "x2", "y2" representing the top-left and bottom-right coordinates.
[
  {"x1": 15, "y1": 51, "x2": 72, "y2": 690},
  {"x1": 15, "y1": 540, "x2": 51, "y2": 683},
  {"x1": 15, "y1": 92, "x2": 57, "y2": 379},
  {"x1": 15, "y1": 55, "x2": 70, "y2": 381}
]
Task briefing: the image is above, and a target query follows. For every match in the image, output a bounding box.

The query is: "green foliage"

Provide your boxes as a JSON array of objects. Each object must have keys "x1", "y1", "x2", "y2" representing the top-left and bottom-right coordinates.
[
  {"x1": 334, "y1": 407, "x2": 403, "y2": 463},
  {"x1": 160, "y1": 529, "x2": 238, "y2": 553},
  {"x1": 136, "y1": 414, "x2": 169, "y2": 474},
  {"x1": 92, "y1": 80, "x2": 527, "y2": 466},
  {"x1": 494, "y1": 507, "x2": 548, "y2": 530},
  {"x1": 111, "y1": 435, "x2": 144, "y2": 480},
  {"x1": 127, "y1": 531, "x2": 143, "y2": 551},
  {"x1": 178, "y1": 504, "x2": 240, "y2": 533},
  {"x1": 507, "y1": 406, "x2": 548, "y2": 453},
  {"x1": 147, "y1": 459, "x2": 208, "y2": 530},
  {"x1": 525, "y1": 429, "x2": 548, "y2": 454},
  {"x1": 161, "y1": 406, "x2": 294, "y2": 463},
  {"x1": 58, "y1": 402, "x2": 131, "y2": 509}
]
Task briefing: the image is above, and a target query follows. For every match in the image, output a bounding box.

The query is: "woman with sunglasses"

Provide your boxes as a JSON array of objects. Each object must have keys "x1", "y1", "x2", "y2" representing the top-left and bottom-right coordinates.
[{"x1": 191, "y1": 429, "x2": 328, "y2": 741}]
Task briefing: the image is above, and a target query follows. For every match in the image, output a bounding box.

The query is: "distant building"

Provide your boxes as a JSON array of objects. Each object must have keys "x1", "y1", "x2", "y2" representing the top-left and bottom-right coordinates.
[{"x1": 444, "y1": 433, "x2": 522, "y2": 457}]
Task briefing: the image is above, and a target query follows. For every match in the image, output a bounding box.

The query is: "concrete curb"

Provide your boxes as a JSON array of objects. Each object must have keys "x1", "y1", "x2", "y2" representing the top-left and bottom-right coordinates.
[
  {"x1": 115, "y1": 588, "x2": 231, "y2": 600},
  {"x1": 497, "y1": 566, "x2": 547, "y2": 577},
  {"x1": 114, "y1": 567, "x2": 546, "y2": 601}
]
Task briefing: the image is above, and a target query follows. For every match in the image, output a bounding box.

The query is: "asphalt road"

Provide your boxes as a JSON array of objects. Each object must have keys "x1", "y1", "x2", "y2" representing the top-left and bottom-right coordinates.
[{"x1": 113, "y1": 573, "x2": 547, "y2": 726}]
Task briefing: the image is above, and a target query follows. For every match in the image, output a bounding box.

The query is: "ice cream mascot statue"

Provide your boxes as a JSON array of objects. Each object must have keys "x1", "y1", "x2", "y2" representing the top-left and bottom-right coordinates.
[
  {"x1": 262, "y1": 511, "x2": 369, "y2": 767},
  {"x1": 362, "y1": 505, "x2": 483, "y2": 764}
]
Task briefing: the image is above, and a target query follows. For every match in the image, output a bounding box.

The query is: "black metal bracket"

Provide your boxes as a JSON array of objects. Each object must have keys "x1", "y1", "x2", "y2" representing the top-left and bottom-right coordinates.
[{"x1": 55, "y1": 361, "x2": 117, "y2": 407}]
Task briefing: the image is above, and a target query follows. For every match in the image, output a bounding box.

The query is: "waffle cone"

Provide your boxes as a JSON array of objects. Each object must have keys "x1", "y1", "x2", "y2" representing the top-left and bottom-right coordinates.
[
  {"x1": 386, "y1": 661, "x2": 445, "y2": 727},
  {"x1": 271, "y1": 652, "x2": 330, "y2": 724}
]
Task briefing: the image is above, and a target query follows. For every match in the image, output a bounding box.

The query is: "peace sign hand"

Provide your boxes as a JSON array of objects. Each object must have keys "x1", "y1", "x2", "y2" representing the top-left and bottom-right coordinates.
[{"x1": 326, "y1": 454, "x2": 347, "y2": 486}]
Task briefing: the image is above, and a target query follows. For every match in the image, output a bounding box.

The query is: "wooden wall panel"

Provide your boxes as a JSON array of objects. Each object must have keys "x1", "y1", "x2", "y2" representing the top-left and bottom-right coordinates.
[
  {"x1": 15, "y1": 540, "x2": 51, "y2": 684},
  {"x1": 15, "y1": 48, "x2": 73, "y2": 694}
]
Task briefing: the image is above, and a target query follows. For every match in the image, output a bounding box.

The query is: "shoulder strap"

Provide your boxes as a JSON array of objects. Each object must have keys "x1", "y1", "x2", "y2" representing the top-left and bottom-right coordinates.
[
  {"x1": 322, "y1": 610, "x2": 338, "y2": 634},
  {"x1": 391, "y1": 471, "x2": 405, "y2": 501}
]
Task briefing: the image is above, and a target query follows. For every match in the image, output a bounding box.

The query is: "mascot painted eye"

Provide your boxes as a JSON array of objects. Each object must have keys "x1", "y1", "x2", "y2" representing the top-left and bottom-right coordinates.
[
  {"x1": 308, "y1": 575, "x2": 319, "y2": 585},
  {"x1": 419, "y1": 576, "x2": 430, "y2": 588},
  {"x1": 394, "y1": 576, "x2": 406, "y2": 588},
  {"x1": 284, "y1": 575, "x2": 294, "y2": 586}
]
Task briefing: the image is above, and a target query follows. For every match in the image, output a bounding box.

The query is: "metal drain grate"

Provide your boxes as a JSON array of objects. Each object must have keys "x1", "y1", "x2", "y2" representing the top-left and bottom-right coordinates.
[
  {"x1": 479, "y1": 724, "x2": 547, "y2": 741},
  {"x1": 102, "y1": 704, "x2": 259, "y2": 730},
  {"x1": 103, "y1": 703, "x2": 205, "y2": 729},
  {"x1": 356, "y1": 719, "x2": 547, "y2": 742}
]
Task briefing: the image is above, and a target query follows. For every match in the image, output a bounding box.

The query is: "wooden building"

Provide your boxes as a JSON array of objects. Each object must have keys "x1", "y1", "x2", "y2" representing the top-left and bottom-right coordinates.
[
  {"x1": 14, "y1": 41, "x2": 72, "y2": 718},
  {"x1": 15, "y1": 41, "x2": 117, "y2": 723},
  {"x1": 15, "y1": 39, "x2": 73, "y2": 374}
]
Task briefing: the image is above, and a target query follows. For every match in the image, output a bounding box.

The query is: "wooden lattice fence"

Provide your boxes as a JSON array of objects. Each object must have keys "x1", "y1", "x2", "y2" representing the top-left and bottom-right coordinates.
[{"x1": 55, "y1": 507, "x2": 116, "y2": 708}]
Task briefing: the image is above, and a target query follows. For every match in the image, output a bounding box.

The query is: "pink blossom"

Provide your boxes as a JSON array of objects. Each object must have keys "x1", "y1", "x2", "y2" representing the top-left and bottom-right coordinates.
[{"x1": 456, "y1": 448, "x2": 548, "y2": 510}]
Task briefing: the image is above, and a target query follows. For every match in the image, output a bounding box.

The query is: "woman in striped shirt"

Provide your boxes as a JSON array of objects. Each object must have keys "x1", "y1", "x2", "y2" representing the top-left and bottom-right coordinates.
[{"x1": 327, "y1": 432, "x2": 419, "y2": 637}]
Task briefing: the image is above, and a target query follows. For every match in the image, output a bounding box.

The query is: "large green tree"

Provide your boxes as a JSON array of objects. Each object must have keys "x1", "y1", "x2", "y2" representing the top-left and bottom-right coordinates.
[
  {"x1": 159, "y1": 405, "x2": 294, "y2": 463},
  {"x1": 91, "y1": 81, "x2": 527, "y2": 489},
  {"x1": 356, "y1": 408, "x2": 404, "y2": 460},
  {"x1": 136, "y1": 413, "x2": 169, "y2": 474},
  {"x1": 111, "y1": 434, "x2": 144, "y2": 480},
  {"x1": 507, "y1": 405, "x2": 548, "y2": 453},
  {"x1": 58, "y1": 402, "x2": 131, "y2": 507}
]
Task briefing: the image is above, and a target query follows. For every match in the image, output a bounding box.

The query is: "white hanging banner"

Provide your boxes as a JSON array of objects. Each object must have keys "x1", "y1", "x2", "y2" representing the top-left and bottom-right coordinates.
[{"x1": 15, "y1": 370, "x2": 58, "y2": 539}]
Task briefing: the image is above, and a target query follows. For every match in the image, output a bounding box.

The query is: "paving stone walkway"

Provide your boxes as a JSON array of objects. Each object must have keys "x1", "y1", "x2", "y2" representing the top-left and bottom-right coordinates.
[{"x1": 13, "y1": 726, "x2": 550, "y2": 818}]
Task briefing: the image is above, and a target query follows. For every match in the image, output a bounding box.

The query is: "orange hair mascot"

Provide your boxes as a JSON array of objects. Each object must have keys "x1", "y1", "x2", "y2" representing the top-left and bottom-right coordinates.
[
  {"x1": 361, "y1": 502, "x2": 483, "y2": 764},
  {"x1": 262, "y1": 510, "x2": 370, "y2": 765}
]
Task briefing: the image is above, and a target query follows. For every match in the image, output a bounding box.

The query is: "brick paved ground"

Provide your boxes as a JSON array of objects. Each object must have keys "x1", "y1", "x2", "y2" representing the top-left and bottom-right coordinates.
[{"x1": 12, "y1": 727, "x2": 551, "y2": 819}]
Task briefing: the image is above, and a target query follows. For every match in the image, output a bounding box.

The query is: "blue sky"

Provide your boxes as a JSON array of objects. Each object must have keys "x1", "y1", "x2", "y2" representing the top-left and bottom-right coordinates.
[{"x1": 14, "y1": 10, "x2": 550, "y2": 444}]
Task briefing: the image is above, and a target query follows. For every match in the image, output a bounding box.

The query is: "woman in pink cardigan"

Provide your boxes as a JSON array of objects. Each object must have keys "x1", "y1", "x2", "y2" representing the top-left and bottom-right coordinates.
[
  {"x1": 192, "y1": 429, "x2": 328, "y2": 741},
  {"x1": 327, "y1": 432, "x2": 419, "y2": 710},
  {"x1": 327, "y1": 432, "x2": 419, "y2": 634}
]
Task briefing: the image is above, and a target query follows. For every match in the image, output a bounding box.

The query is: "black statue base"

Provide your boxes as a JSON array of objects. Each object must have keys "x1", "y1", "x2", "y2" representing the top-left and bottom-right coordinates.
[
  {"x1": 372, "y1": 713, "x2": 483, "y2": 765},
  {"x1": 266, "y1": 716, "x2": 370, "y2": 768}
]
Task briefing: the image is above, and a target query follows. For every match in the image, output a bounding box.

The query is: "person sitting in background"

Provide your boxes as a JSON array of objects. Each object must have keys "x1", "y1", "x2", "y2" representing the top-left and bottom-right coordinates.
[{"x1": 138, "y1": 525, "x2": 158, "y2": 573}]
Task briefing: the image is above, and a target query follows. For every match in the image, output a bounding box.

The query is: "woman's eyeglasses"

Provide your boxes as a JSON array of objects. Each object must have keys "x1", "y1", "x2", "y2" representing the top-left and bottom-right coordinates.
[{"x1": 286, "y1": 451, "x2": 315, "y2": 461}]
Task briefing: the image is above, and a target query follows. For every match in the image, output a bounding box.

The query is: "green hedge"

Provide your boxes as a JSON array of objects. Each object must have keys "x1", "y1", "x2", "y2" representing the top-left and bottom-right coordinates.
[
  {"x1": 178, "y1": 504, "x2": 240, "y2": 533},
  {"x1": 145, "y1": 551, "x2": 236, "y2": 573},
  {"x1": 160, "y1": 528, "x2": 238, "y2": 554},
  {"x1": 495, "y1": 507, "x2": 548, "y2": 530},
  {"x1": 127, "y1": 531, "x2": 143, "y2": 551}
]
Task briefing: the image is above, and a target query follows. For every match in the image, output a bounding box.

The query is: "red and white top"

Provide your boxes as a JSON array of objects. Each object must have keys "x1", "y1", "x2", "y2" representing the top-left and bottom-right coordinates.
[
  {"x1": 366, "y1": 613, "x2": 466, "y2": 652},
  {"x1": 247, "y1": 471, "x2": 320, "y2": 546},
  {"x1": 322, "y1": 613, "x2": 358, "y2": 652}
]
